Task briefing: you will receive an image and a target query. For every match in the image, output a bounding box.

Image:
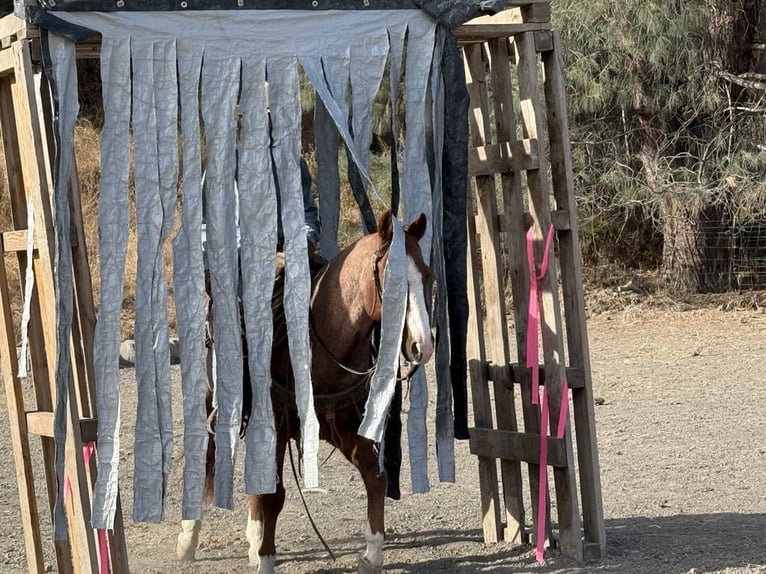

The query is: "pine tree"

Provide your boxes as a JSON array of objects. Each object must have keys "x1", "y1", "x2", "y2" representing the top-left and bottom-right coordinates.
[{"x1": 555, "y1": 0, "x2": 764, "y2": 292}]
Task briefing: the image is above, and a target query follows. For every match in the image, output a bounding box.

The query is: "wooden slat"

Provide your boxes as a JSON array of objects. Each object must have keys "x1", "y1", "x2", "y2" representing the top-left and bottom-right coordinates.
[
  {"x1": 456, "y1": 22, "x2": 552, "y2": 43},
  {"x1": 0, "y1": 229, "x2": 34, "y2": 252},
  {"x1": 0, "y1": 14, "x2": 26, "y2": 45},
  {"x1": 465, "y1": 42, "x2": 526, "y2": 545},
  {"x1": 484, "y1": 35, "x2": 549, "y2": 547},
  {"x1": 26, "y1": 411, "x2": 98, "y2": 443},
  {"x1": 515, "y1": 31, "x2": 583, "y2": 560},
  {"x1": 469, "y1": 428, "x2": 568, "y2": 468},
  {"x1": 467, "y1": 138, "x2": 539, "y2": 177},
  {"x1": 542, "y1": 31, "x2": 606, "y2": 557},
  {"x1": 486, "y1": 363, "x2": 586, "y2": 390},
  {"x1": 0, "y1": 247, "x2": 45, "y2": 574}
]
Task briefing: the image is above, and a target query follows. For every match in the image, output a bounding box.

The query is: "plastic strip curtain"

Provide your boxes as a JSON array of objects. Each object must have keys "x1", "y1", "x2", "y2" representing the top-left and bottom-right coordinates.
[
  {"x1": 91, "y1": 36, "x2": 131, "y2": 530},
  {"x1": 430, "y1": 25, "x2": 456, "y2": 483},
  {"x1": 47, "y1": 32, "x2": 78, "y2": 541},
  {"x1": 402, "y1": 23, "x2": 437, "y2": 494},
  {"x1": 173, "y1": 41, "x2": 208, "y2": 520},
  {"x1": 49, "y1": 9, "x2": 447, "y2": 524}
]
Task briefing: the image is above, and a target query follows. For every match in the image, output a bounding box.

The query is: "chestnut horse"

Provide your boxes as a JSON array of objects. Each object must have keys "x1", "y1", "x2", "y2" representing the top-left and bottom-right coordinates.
[{"x1": 177, "y1": 210, "x2": 434, "y2": 573}]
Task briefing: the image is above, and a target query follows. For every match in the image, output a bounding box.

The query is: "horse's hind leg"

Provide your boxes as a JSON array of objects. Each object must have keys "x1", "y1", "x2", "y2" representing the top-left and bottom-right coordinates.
[
  {"x1": 246, "y1": 431, "x2": 288, "y2": 573},
  {"x1": 339, "y1": 434, "x2": 388, "y2": 574}
]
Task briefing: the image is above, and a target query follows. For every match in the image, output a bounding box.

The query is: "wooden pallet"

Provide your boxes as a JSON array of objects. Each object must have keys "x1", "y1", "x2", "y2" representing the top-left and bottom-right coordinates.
[
  {"x1": 456, "y1": 4, "x2": 606, "y2": 562},
  {"x1": 0, "y1": 23, "x2": 129, "y2": 573}
]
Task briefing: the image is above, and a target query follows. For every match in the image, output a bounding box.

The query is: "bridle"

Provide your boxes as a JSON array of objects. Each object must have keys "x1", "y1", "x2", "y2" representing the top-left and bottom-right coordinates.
[{"x1": 308, "y1": 238, "x2": 420, "y2": 383}]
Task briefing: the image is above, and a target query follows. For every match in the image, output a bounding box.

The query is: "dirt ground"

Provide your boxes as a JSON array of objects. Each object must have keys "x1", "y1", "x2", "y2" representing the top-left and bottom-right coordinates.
[{"x1": 0, "y1": 307, "x2": 765, "y2": 573}]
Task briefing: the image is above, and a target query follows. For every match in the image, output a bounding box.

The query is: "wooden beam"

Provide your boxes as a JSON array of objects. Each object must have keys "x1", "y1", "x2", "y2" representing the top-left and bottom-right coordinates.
[
  {"x1": 0, "y1": 241, "x2": 45, "y2": 574},
  {"x1": 468, "y1": 138, "x2": 539, "y2": 177},
  {"x1": 486, "y1": 363, "x2": 586, "y2": 390},
  {"x1": 0, "y1": 229, "x2": 35, "y2": 252},
  {"x1": 469, "y1": 428, "x2": 569, "y2": 468},
  {"x1": 542, "y1": 31, "x2": 606, "y2": 557},
  {"x1": 456, "y1": 22, "x2": 552, "y2": 43},
  {"x1": 26, "y1": 411, "x2": 99, "y2": 443}
]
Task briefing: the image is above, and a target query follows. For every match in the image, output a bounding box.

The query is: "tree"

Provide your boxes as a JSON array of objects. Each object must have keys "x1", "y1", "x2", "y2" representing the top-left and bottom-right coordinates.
[{"x1": 555, "y1": 0, "x2": 765, "y2": 293}]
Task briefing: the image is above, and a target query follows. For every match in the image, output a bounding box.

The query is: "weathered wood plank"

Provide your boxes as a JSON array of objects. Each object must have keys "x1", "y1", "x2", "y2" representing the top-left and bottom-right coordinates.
[
  {"x1": 467, "y1": 138, "x2": 539, "y2": 177},
  {"x1": 542, "y1": 31, "x2": 606, "y2": 557},
  {"x1": 26, "y1": 411, "x2": 99, "y2": 443},
  {"x1": 486, "y1": 363, "x2": 586, "y2": 390},
  {"x1": 466, "y1": 196, "x2": 502, "y2": 543},
  {"x1": 0, "y1": 229, "x2": 34, "y2": 251},
  {"x1": 484, "y1": 35, "x2": 548, "y2": 546},
  {"x1": 0, "y1": 246, "x2": 45, "y2": 574},
  {"x1": 515, "y1": 31, "x2": 583, "y2": 560},
  {"x1": 456, "y1": 22, "x2": 552, "y2": 43},
  {"x1": 469, "y1": 428, "x2": 568, "y2": 468}
]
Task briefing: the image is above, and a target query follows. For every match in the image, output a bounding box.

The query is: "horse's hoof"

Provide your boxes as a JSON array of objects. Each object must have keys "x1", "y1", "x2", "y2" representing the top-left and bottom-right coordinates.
[
  {"x1": 176, "y1": 536, "x2": 196, "y2": 562},
  {"x1": 357, "y1": 555, "x2": 383, "y2": 574},
  {"x1": 176, "y1": 519, "x2": 201, "y2": 561},
  {"x1": 252, "y1": 554, "x2": 275, "y2": 573}
]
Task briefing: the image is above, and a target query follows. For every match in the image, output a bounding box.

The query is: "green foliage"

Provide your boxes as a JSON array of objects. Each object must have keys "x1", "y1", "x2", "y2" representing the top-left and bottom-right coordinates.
[{"x1": 552, "y1": 0, "x2": 766, "y2": 267}]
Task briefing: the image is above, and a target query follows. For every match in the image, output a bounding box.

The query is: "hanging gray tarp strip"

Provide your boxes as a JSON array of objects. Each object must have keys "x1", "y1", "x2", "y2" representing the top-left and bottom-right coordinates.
[
  {"x1": 239, "y1": 57, "x2": 278, "y2": 495},
  {"x1": 440, "y1": 32, "x2": 471, "y2": 440},
  {"x1": 269, "y1": 56, "x2": 320, "y2": 488},
  {"x1": 91, "y1": 35, "x2": 131, "y2": 530},
  {"x1": 301, "y1": 56, "x2": 373, "y2": 190},
  {"x1": 153, "y1": 37, "x2": 178, "y2": 502},
  {"x1": 387, "y1": 22, "x2": 407, "y2": 217},
  {"x1": 131, "y1": 38, "x2": 169, "y2": 522},
  {"x1": 349, "y1": 44, "x2": 387, "y2": 228},
  {"x1": 314, "y1": 98, "x2": 341, "y2": 259},
  {"x1": 401, "y1": 19, "x2": 437, "y2": 495},
  {"x1": 358, "y1": 218, "x2": 408, "y2": 443},
  {"x1": 173, "y1": 41, "x2": 208, "y2": 520},
  {"x1": 201, "y1": 52, "x2": 243, "y2": 510},
  {"x1": 47, "y1": 32, "x2": 78, "y2": 541},
  {"x1": 430, "y1": 25, "x2": 455, "y2": 483}
]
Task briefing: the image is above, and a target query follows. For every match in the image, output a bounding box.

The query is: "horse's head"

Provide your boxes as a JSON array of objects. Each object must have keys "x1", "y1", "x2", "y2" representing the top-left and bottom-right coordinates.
[{"x1": 373, "y1": 210, "x2": 434, "y2": 366}]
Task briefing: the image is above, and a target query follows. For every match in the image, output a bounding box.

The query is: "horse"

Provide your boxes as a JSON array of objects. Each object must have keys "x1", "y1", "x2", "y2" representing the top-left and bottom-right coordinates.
[{"x1": 176, "y1": 209, "x2": 434, "y2": 574}]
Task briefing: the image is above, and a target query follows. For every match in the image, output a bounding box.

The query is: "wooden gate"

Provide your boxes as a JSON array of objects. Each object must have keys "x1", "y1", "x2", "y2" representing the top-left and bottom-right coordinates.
[{"x1": 455, "y1": 3, "x2": 606, "y2": 562}]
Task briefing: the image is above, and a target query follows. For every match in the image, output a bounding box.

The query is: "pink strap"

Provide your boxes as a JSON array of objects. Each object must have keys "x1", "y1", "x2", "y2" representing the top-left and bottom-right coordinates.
[
  {"x1": 525, "y1": 225, "x2": 569, "y2": 563},
  {"x1": 525, "y1": 226, "x2": 555, "y2": 405}
]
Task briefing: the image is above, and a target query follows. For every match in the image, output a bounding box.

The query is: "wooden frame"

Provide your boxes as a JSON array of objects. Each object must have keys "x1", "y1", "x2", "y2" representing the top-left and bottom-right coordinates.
[{"x1": 456, "y1": 2, "x2": 606, "y2": 562}]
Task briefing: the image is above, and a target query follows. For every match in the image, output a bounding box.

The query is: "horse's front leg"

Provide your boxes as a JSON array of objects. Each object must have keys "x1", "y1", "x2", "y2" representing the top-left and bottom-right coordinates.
[
  {"x1": 341, "y1": 434, "x2": 388, "y2": 574},
  {"x1": 176, "y1": 519, "x2": 202, "y2": 561},
  {"x1": 246, "y1": 430, "x2": 288, "y2": 573}
]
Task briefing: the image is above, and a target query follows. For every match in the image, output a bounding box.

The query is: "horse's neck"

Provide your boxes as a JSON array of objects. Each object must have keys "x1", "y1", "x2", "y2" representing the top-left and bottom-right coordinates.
[{"x1": 310, "y1": 251, "x2": 377, "y2": 368}]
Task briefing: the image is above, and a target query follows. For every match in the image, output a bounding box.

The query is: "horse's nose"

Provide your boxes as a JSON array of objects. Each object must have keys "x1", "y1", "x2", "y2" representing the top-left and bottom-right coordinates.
[
  {"x1": 409, "y1": 341, "x2": 423, "y2": 363},
  {"x1": 410, "y1": 336, "x2": 433, "y2": 365}
]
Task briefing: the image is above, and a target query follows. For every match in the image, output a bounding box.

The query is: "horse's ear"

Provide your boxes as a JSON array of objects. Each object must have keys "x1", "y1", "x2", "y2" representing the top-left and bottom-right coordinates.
[
  {"x1": 406, "y1": 213, "x2": 427, "y2": 241},
  {"x1": 377, "y1": 209, "x2": 394, "y2": 241}
]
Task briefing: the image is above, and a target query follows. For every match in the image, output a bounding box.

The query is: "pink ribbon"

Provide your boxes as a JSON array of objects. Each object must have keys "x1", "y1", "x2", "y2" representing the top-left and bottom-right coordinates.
[
  {"x1": 525, "y1": 225, "x2": 570, "y2": 563},
  {"x1": 63, "y1": 442, "x2": 110, "y2": 574}
]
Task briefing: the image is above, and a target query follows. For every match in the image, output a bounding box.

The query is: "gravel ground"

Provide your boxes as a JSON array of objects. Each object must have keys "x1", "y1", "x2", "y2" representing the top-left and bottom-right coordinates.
[{"x1": 0, "y1": 308, "x2": 765, "y2": 573}]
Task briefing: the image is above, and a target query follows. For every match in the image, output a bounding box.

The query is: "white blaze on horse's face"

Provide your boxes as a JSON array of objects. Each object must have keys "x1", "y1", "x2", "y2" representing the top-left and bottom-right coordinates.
[{"x1": 403, "y1": 256, "x2": 434, "y2": 365}]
